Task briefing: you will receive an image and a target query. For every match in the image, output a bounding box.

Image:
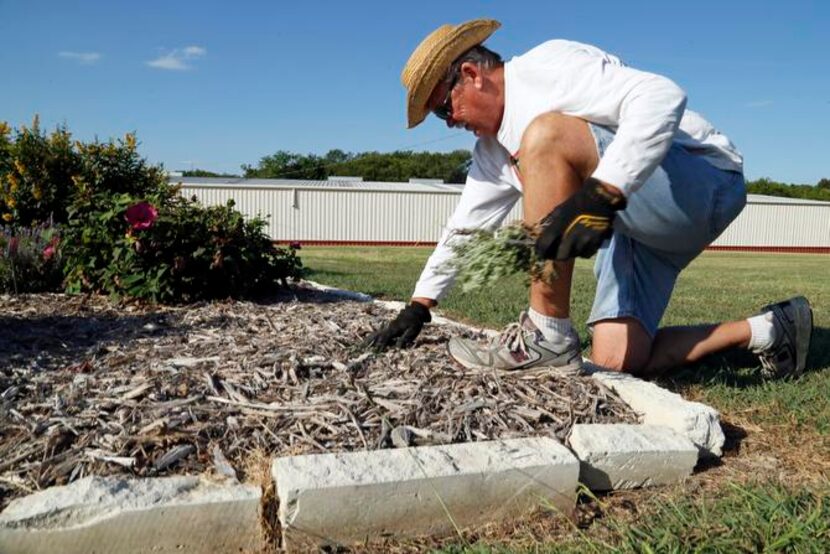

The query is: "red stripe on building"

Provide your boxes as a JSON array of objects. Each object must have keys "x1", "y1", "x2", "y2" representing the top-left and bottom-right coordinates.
[
  {"x1": 277, "y1": 240, "x2": 437, "y2": 247},
  {"x1": 705, "y1": 245, "x2": 830, "y2": 254},
  {"x1": 276, "y1": 240, "x2": 829, "y2": 253}
]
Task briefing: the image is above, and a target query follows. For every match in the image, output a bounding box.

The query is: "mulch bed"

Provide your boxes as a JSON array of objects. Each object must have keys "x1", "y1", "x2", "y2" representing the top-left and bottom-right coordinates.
[{"x1": 0, "y1": 286, "x2": 637, "y2": 511}]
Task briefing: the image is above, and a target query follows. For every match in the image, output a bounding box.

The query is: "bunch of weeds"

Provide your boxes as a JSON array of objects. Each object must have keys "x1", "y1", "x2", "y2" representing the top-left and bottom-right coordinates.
[{"x1": 444, "y1": 221, "x2": 557, "y2": 292}]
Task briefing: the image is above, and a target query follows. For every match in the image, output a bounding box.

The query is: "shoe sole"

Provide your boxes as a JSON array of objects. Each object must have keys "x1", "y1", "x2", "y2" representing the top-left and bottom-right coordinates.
[
  {"x1": 789, "y1": 296, "x2": 813, "y2": 374},
  {"x1": 448, "y1": 348, "x2": 584, "y2": 374},
  {"x1": 516, "y1": 359, "x2": 584, "y2": 377}
]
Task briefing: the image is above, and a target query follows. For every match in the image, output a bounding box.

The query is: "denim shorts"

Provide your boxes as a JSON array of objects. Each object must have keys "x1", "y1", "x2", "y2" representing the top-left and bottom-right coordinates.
[{"x1": 587, "y1": 123, "x2": 746, "y2": 336}]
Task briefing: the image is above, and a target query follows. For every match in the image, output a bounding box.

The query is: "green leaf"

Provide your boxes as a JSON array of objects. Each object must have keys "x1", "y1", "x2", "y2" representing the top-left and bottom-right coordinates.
[{"x1": 120, "y1": 273, "x2": 144, "y2": 286}]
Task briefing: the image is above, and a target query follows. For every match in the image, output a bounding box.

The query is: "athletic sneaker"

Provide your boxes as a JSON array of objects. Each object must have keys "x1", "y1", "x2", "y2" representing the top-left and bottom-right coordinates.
[
  {"x1": 447, "y1": 311, "x2": 583, "y2": 374},
  {"x1": 755, "y1": 296, "x2": 813, "y2": 379}
]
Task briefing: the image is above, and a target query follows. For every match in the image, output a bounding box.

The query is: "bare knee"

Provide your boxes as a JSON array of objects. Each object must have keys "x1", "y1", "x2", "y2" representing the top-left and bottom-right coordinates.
[
  {"x1": 590, "y1": 318, "x2": 653, "y2": 375},
  {"x1": 519, "y1": 112, "x2": 597, "y2": 179},
  {"x1": 520, "y1": 112, "x2": 573, "y2": 152}
]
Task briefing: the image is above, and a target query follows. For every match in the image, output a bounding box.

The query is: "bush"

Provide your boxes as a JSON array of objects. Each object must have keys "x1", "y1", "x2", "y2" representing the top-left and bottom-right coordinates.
[
  {"x1": 62, "y1": 193, "x2": 302, "y2": 302},
  {"x1": 1, "y1": 117, "x2": 303, "y2": 302},
  {"x1": 0, "y1": 221, "x2": 63, "y2": 293},
  {"x1": 1, "y1": 116, "x2": 82, "y2": 226}
]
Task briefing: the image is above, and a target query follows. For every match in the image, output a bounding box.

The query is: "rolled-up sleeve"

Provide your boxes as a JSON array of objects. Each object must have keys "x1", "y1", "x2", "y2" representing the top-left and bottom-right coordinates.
[
  {"x1": 412, "y1": 140, "x2": 520, "y2": 301},
  {"x1": 589, "y1": 70, "x2": 687, "y2": 195}
]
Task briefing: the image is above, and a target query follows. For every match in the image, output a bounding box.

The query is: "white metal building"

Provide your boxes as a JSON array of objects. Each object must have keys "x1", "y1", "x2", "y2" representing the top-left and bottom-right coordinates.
[
  {"x1": 173, "y1": 177, "x2": 830, "y2": 252},
  {"x1": 710, "y1": 194, "x2": 830, "y2": 252}
]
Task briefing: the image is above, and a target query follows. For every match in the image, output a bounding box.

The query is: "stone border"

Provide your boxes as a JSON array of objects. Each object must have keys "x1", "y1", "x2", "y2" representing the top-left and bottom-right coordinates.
[
  {"x1": 587, "y1": 365, "x2": 725, "y2": 458},
  {"x1": 272, "y1": 437, "x2": 578, "y2": 550},
  {"x1": 0, "y1": 476, "x2": 263, "y2": 554},
  {"x1": 568, "y1": 424, "x2": 698, "y2": 490},
  {"x1": 0, "y1": 281, "x2": 726, "y2": 551}
]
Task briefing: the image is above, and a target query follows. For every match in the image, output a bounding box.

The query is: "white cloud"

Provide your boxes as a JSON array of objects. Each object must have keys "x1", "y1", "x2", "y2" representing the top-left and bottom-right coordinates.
[
  {"x1": 183, "y1": 46, "x2": 206, "y2": 57},
  {"x1": 746, "y1": 100, "x2": 773, "y2": 108},
  {"x1": 147, "y1": 53, "x2": 189, "y2": 70},
  {"x1": 146, "y1": 45, "x2": 206, "y2": 71},
  {"x1": 59, "y1": 51, "x2": 101, "y2": 64}
]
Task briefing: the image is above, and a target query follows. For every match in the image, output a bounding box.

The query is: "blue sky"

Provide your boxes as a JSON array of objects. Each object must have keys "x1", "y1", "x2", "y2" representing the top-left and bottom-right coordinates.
[{"x1": 1, "y1": 0, "x2": 828, "y2": 183}]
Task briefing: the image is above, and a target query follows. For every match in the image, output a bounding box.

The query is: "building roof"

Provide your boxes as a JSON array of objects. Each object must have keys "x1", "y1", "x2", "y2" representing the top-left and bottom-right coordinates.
[
  {"x1": 171, "y1": 176, "x2": 465, "y2": 194},
  {"x1": 747, "y1": 194, "x2": 830, "y2": 206},
  {"x1": 170, "y1": 177, "x2": 829, "y2": 204}
]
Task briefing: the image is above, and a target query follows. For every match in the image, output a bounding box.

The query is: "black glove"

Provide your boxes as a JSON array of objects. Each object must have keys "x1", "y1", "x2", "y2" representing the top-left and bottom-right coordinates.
[
  {"x1": 365, "y1": 302, "x2": 432, "y2": 350},
  {"x1": 535, "y1": 177, "x2": 627, "y2": 261}
]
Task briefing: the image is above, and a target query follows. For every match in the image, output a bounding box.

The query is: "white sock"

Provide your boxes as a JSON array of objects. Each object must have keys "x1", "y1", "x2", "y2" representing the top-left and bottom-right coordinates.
[
  {"x1": 747, "y1": 312, "x2": 777, "y2": 352},
  {"x1": 528, "y1": 307, "x2": 577, "y2": 346}
]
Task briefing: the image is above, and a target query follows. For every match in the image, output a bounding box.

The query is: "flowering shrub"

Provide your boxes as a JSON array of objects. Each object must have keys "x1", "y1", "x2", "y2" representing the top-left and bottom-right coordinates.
[
  {"x1": 1, "y1": 116, "x2": 168, "y2": 227},
  {"x1": 2, "y1": 117, "x2": 303, "y2": 302},
  {"x1": 1, "y1": 116, "x2": 81, "y2": 226},
  {"x1": 62, "y1": 193, "x2": 302, "y2": 303},
  {"x1": 0, "y1": 222, "x2": 63, "y2": 293}
]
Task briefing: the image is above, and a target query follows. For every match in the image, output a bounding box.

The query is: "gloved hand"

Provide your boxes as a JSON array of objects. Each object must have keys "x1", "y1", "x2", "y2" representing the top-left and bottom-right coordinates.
[
  {"x1": 535, "y1": 177, "x2": 627, "y2": 261},
  {"x1": 365, "y1": 302, "x2": 432, "y2": 350}
]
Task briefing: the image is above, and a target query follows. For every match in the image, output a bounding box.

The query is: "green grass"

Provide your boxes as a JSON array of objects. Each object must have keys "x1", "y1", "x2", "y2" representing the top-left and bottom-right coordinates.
[
  {"x1": 583, "y1": 482, "x2": 829, "y2": 554},
  {"x1": 302, "y1": 248, "x2": 827, "y2": 326},
  {"x1": 604, "y1": 483, "x2": 828, "y2": 553},
  {"x1": 301, "y1": 246, "x2": 830, "y2": 552},
  {"x1": 439, "y1": 482, "x2": 830, "y2": 553}
]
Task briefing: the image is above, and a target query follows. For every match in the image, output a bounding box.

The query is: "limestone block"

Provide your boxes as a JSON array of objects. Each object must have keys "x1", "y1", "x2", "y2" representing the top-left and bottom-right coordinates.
[
  {"x1": 375, "y1": 299, "x2": 407, "y2": 312},
  {"x1": 303, "y1": 281, "x2": 498, "y2": 338},
  {"x1": 272, "y1": 437, "x2": 578, "y2": 550},
  {"x1": 590, "y1": 368, "x2": 725, "y2": 458},
  {"x1": 300, "y1": 279, "x2": 373, "y2": 302},
  {"x1": 0, "y1": 476, "x2": 263, "y2": 554},
  {"x1": 569, "y1": 424, "x2": 698, "y2": 490}
]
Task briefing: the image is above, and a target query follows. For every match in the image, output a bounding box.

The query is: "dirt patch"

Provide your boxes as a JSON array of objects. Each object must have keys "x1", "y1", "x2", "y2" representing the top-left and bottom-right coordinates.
[
  {"x1": 0, "y1": 288, "x2": 636, "y2": 511},
  {"x1": 679, "y1": 387, "x2": 829, "y2": 485}
]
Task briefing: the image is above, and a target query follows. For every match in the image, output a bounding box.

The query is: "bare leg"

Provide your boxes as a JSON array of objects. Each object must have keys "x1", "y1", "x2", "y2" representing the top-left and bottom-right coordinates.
[
  {"x1": 518, "y1": 113, "x2": 598, "y2": 318},
  {"x1": 644, "y1": 320, "x2": 751, "y2": 376},
  {"x1": 517, "y1": 113, "x2": 754, "y2": 376},
  {"x1": 591, "y1": 318, "x2": 752, "y2": 376}
]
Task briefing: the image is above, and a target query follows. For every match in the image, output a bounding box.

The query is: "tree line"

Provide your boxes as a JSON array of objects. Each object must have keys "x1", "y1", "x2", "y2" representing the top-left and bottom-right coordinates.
[
  {"x1": 186, "y1": 150, "x2": 472, "y2": 183},
  {"x1": 745, "y1": 177, "x2": 830, "y2": 202},
  {"x1": 238, "y1": 149, "x2": 472, "y2": 184},
  {"x1": 186, "y1": 150, "x2": 830, "y2": 201}
]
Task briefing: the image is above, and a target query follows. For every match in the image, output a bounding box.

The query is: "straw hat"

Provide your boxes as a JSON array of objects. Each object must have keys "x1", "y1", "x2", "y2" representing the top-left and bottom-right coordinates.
[{"x1": 401, "y1": 18, "x2": 501, "y2": 128}]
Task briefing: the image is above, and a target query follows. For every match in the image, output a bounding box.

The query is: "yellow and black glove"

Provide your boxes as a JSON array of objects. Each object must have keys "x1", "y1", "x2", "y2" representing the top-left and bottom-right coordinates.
[{"x1": 535, "y1": 178, "x2": 627, "y2": 261}]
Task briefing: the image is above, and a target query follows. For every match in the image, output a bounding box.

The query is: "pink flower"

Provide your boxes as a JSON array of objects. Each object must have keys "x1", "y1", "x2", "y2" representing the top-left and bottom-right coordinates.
[
  {"x1": 43, "y1": 244, "x2": 56, "y2": 260},
  {"x1": 125, "y1": 202, "x2": 158, "y2": 230}
]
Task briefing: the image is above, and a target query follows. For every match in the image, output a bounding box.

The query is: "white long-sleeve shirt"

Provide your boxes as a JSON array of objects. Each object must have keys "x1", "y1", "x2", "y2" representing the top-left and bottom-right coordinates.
[{"x1": 412, "y1": 39, "x2": 743, "y2": 301}]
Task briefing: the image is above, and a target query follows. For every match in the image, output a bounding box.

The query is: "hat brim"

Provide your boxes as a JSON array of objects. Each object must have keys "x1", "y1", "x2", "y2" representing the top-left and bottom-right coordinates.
[{"x1": 404, "y1": 19, "x2": 501, "y2": 128}]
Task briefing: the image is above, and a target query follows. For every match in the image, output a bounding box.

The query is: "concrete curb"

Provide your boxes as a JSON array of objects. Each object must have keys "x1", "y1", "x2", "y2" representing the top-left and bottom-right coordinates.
[
  {"x1": 299, "y1": 279, "x2": 374, "y2": 302},
  {"x1": 0, "y1": 475, "x2": 264, "y2": 554},
  {"x1": 272, "y1": 437, "x2": 579, "y2": 551},
  {"x1": 588, "y1": 366, "x2": 726, "y2": 458},
  {"x1": 568, "y1": 424, "x2": 698, "y2": 490},
  {"x1": 301, "y1": 280, "x2": 499, "y2": 337}
]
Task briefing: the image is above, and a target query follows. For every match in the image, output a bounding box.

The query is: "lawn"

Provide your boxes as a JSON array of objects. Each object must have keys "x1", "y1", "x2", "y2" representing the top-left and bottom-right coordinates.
[{"x1": 301, "y1": 247, "x2": 830, "y2": 552}]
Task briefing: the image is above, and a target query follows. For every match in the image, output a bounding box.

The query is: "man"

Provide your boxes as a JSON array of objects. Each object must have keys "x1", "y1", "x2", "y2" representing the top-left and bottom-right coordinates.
[{"x1": 368, "y1": 19, "x2": 813, "y2": 379}]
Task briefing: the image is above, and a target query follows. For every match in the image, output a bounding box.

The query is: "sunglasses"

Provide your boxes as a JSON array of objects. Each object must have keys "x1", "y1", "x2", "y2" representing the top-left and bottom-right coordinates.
[{"x1": 432, "y1": 69, "x2": 460, "y2": 121}]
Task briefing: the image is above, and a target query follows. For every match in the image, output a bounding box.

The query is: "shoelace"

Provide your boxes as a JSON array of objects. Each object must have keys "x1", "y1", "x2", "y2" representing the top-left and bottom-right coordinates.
[{"x1": 496, "y1": 322, "x2": 529, "y2": 357}]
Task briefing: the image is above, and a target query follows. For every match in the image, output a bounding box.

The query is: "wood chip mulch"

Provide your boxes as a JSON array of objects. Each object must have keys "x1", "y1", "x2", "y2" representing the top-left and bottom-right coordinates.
[{"x1": 0, "y1": 287, "x2": 637, "y2": 511}]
